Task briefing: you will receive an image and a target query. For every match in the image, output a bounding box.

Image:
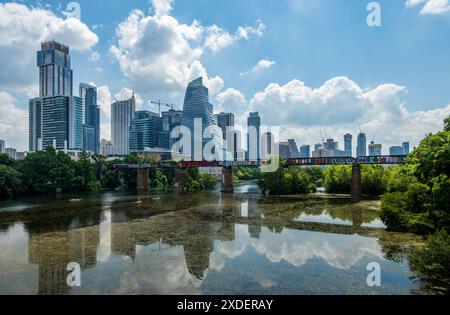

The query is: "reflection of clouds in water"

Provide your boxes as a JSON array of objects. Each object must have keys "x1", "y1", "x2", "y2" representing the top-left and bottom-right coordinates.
[
  {"x1": 97, "y1": 210, "x2": 111, "y2": 262},
  {"x1": 0, "y1": 224, "x2": 28, "y2": 262},
  {"x1": 251, "y1": 228, "x2": 384, "y2": 269},
  {"x1": 209, "y1": 224, "x2": 249, "y2": 272},
  {"x1": 113, "y1": 244, "x2": 202, "y2": 294}
]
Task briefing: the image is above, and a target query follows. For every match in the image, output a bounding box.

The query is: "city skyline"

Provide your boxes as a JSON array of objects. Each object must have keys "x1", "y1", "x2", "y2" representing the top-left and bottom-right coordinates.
[{"x1": 1, "y1": 0, "x2": 450, "y2": 153}]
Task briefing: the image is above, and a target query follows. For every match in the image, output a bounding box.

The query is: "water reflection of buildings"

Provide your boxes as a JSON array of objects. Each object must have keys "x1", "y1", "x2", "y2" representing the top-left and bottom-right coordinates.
[
  {"x1": 28, "y1": 226, "x2": 100, "y2": 294},
  {"x1": 21, "y1": 192, "x2": 382, "y2": 294}
]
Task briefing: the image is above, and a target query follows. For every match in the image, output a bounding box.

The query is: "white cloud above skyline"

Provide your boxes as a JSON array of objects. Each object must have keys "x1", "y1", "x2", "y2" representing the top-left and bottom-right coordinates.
[
  {"x1": 239, "y1": 59, "x2": 276, "y2": 77},
  {"x1": 0, "y1": 3, "x2": 98, "y2": 92}
]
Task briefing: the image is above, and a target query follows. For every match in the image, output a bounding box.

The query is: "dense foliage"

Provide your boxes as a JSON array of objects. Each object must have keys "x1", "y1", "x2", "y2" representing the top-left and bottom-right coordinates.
[
  {"x1": 0, "y1": 148, "x2": 216, "y2": 196},
  {"x1": 380, "y1": 117, "x2": 450, "y2": 234},
  {"x1": 233, "y1": 167, "x2": 261, "y2": 181},
  {"x1": 409, "y1": 230, "x2": 450, "y2": 294},
  {"x1": 257, "y1": 159, "x2": 316, "y2": 195}
]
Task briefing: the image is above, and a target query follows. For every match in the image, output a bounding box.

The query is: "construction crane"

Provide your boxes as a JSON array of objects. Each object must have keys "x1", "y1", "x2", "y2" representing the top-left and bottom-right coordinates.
[{"x1": 150, "y1": 100, "x2": 179, "y2": 115}]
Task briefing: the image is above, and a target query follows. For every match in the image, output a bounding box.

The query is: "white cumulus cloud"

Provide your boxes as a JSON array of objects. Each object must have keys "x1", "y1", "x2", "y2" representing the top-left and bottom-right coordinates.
[
  {"x1": 239, "y1": 59, "x2": 276, "y2": 76},
  {"x1": 0, "y1": 91, "x2": 28, "y2": 151},
  {"x1": 110, "y1": 1, "x2": 264, "y2": 98},
  {"x1": 0, "y1": 3, "x2": 99, "y2": 91},
  {"x1": 406, "y1": 0, "x2": 450, "y2": 14}
]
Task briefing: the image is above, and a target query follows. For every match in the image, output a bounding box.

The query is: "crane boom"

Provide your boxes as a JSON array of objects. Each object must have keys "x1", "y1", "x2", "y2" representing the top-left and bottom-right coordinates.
[{"x1": 150, "y1": 100, "x2": 179, "y2": 114}]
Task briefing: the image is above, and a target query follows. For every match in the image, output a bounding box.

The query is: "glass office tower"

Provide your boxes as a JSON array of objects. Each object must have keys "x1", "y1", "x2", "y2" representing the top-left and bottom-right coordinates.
[
  {"x1": 356, "y1": 132, "x2": 367, "y2": 157},
  {"x1": 111, "y1": 95, "x2": 136, "y2": 156},
  {"x1": 80, "y1": 83, "x2": 100, "y2": 154},
  {"x1": 181, "y1": 77, "x2": 222, "y2": 160},
  {"x1": 129, "y1": 111, "x2": 163, "y2": 152},
  {"x1": 37, "y1": 41, "x2": 73, "y2": 97}
]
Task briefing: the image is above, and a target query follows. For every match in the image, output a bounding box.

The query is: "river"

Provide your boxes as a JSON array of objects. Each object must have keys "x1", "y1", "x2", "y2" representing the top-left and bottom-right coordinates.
[{"x1": 0, "y1": 183, "x2": 427, "y2": 295}]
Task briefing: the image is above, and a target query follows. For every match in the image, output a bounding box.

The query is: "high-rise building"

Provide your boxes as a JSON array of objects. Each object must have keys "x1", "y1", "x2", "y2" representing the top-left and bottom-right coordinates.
[
  {"x1": 111, "y1": 94, "x2": 136, "y2": 156},
  {"x1": 100, "y1": 139, "x2": 114, "y2": 157},
  {"x1": 29, "y1": 95, "x2": 83, "y2": 151},
  {"x1": 278, "y1": 142, "x2": 290, "y2": 159},
  {"x1": 357, "y1": 133, "x2": 367, "y2": 157},
  {"x1": 29, "y1": 98, "x2": 43, "y2": 151},
  {"x1": 0, "y1": 139, "x2": 5, "y2": 154},
  {"x1": 181, "y1": 77, "x2": 222, "y2": 160},
  {"x1": 216, "y1": 112, "x2": 237, "y2": 159},
  {"x1": 344, "y1": 133, "x2": 352, "y2": 156},
  {"x1": 323, "y1": 139, "x2": 338, "y2": 151},
  {"x1": 29, "y1": 41, "x2": 83, "y2": 152},
  {"x1": 368, "y1": 141, "x2": 382, "y2": 156},
  {"x1": 402, "y1": 142, "x2": 410, "y2": 155},
  {"x1": 80, "y1": 83, "x2": 100, "y2": 154},
  {"x1": 389, "y1": 146, "x2": 403, "y2": 155},
  {"x1": 37, "y1": 41, "x2": 73, "y2": 97},
  {"x1": 300, "y1": 145, "x2": 310, "y2": 158},
  {"x1": 159, "y1": 109, "x2": 183, "y2": 150},
  {"x1": 247, "y1": 112, "x2": 261, "y2": 160},
  {"x1": 287, "y1": 139, "x2": 300, "y2": 158},
  {"x1": 5, "y1": 148, "x2": 17, "y2": 160},
  {"x1": 129, "y1": 110, "x2": 162, "y2": 152}
]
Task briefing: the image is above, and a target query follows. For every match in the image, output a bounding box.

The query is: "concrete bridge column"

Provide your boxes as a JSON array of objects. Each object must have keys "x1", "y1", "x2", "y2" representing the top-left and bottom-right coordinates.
[
  {"x1": 137, "y1": 168, "x2": 149, "y2": 192},
  {"x1": 222, "y1": 167, "x2": 234, "y2": 193},
  {"x1": 173, "y1": 168, "x2": 188, "y2": 192},
  {"x1": 351, "y1": 164, "x2": 362, "y2": 198}
]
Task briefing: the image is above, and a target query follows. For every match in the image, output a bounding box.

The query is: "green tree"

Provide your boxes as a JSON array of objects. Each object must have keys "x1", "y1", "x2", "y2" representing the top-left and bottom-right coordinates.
[
  {"x1": 0, "y1": 165, "x2": 23, "y2": 196},
  {"x1": 381, "y1": 116, "x2": 450, "y2": 233},
  {"x1": 323, "y1": 165, "x2": 352, "y2": 194}
]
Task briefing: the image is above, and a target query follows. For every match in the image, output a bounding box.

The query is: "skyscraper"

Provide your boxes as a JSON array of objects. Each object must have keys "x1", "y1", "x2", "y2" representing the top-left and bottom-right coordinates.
[
  {"x1": 181, "y1": 77, "x2": 222, "y2": 161},
  {"x1": 80, "y1": 83, "x2": 100, "y2": 154},
  {"x1": 37, "y1": 41, "x2": 73, "y2": 97},
  {"x1": 111, "y1": 94, "x2": 136, "y2": 156},
  {"x1": 216, "y1": 112, "x2": 237, "y2": 159},
  {"x1": 368, "y1": 141, "x2": 382, "y2": 156},
  {"x1": 129, "y1": 110, "x2": 162, "y2": 152},
  {"x1": 0, "y1": 139, "x2": 5, "y2": 154},
  {"x1": 29, "y1": 98, "x2": 43, "y2": 151},
  {"x1": 288, "y1": 139, "x2": 300, "y2": 158},
  {"x1": 357, "y1": 133, "x2": 367, "y2": 157},
  {"x1": 29, "y1": 41, "x2": 83, "y2": 152},
  {"x1": 402, "y1": 142, "x2": 410, "y2": 155},
  {"x1": 300, "y1": 145, "x2": 310, "y2": 158},
  {"x1": 389, "y1": 146, "x2": 403, "y2": 155},
  {"x1": 344, "y1": 133, "x2": 352, "y2": 156},
  {"x1": 160, "y1": 109, "x2": 183, "y2": 149},
  {"x1": 247, "y1": 112, "x2": 261, "y2": 160}
]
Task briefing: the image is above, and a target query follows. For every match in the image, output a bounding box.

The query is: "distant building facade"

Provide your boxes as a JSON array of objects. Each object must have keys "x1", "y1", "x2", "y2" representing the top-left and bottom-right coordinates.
[
  {"x1": 300, "y1": 145, "x2": 311, "y2": 158},
  {"x1": 129, "y1": 111, "x2": 162, "y2": 152},
  {"x1": 389, "y1": 146, "x2": 403, "y2": 155},
  {"x1": 344, "y1": 133, "x2": 352, "y2": 156},
  {"x1": 357, "y1": 133, "x2": 367, "y2": 157},
  {"x1": 80, "y1": 83, "x2": 100, "y2": 154},
  {"x1": 368, "y1": 141, "x2": 382, "y2": 156},
  {"x1": 402, "y1": 142, "x2": 410, "y2": 155},
  {"x1": 288, "y1": 139, "x2": 300, "y2": 158},
  {"x1": 247, "y1": 112, "x2": 261, "y2": 160},
  {"x1": 181, "y1": 77, "x2": 222, "y2": 160},
  {"x1": 111, "y1": 94, "x2": 136, "y2": 156}
]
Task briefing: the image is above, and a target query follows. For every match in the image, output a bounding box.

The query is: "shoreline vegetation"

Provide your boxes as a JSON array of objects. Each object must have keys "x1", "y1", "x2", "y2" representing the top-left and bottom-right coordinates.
[{"x1": 0, "y1": 148, "x2": 217, "y2": 197}]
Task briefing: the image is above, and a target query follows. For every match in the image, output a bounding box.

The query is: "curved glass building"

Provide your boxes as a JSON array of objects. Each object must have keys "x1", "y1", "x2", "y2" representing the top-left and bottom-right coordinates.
[{"x1": 181, "y1": 77, "x2": 223, "y2": 161}]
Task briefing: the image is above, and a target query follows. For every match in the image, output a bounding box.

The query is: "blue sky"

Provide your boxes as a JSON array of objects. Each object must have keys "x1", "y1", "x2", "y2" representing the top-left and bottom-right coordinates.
[{"x1": 1, "y1": 0, "x2": 450, "y2": 152}]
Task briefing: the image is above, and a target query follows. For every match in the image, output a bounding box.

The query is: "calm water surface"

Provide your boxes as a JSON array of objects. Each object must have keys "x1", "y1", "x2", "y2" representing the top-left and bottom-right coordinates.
[{"x1": 0, "y1": 184, "x2": 424, "y2": 295}]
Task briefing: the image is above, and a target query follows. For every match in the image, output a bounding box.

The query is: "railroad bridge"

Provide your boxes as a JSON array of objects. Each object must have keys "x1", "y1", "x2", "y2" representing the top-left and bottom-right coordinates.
[{"x1": 113, "y1": 155, "x2": 406, "y2": 198}]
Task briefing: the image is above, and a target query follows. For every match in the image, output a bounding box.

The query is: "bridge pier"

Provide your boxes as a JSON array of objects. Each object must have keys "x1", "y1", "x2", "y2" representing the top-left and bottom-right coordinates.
[
  {"x1": 173, "y1": 168, "x2": 188, "y2": 192},
  {"x1": 222, "y1": 167, "x2": 234, "y2": 193},
  {"x1": 137, "y1": 168, "x2": 149, "y2": 192},
  {"x1": 351, "y1": 164, "x2": 362, "y2": 198}
]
